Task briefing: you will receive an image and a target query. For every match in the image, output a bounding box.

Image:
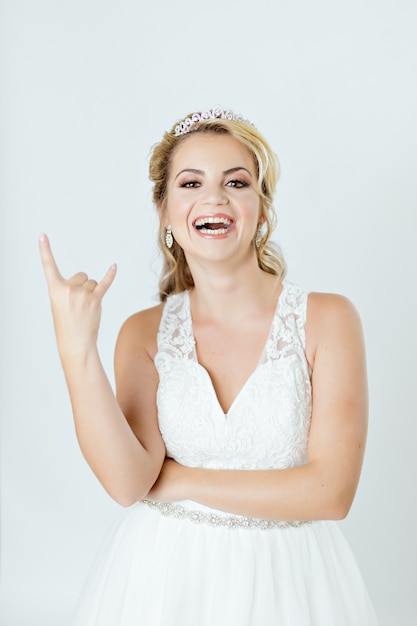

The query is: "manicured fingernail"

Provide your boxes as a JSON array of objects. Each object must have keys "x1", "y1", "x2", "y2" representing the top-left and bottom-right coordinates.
[
  {"x1": 39, "y1": 233, "x2": 46, "y2": 242},
  {"x1": 110, "y1": 263, "x2": 117, "y2": 271}
]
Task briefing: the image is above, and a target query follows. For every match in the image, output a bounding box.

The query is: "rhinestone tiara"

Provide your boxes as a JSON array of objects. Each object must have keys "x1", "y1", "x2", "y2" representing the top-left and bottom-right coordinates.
[{"x1": 174, "y1": 105, "x2": 255, "y2": 136}]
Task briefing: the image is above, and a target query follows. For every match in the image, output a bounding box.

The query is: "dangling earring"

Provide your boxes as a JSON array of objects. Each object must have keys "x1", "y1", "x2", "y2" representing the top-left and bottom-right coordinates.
[
  {"x1": 255, "y1": 225, "x2": 263, "y2": 249},
  {"x1": 165, "y1": 225, "x2": 173, "y2": 249}
]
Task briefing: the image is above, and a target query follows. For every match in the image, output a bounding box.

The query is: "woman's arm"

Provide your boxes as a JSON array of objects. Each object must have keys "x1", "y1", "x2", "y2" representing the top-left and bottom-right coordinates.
[
  {"x1": 39, "y1": 235, "x2": 165, "y2": 506},
  {"x1": 148, "y1": 293, "x2": 368, "y2": 521}
]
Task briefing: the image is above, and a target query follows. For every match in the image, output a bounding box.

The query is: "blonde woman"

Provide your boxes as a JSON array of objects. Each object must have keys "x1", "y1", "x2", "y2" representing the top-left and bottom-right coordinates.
[{"x1": 39, "y1": 106, "x2": 379, "y2": 625}]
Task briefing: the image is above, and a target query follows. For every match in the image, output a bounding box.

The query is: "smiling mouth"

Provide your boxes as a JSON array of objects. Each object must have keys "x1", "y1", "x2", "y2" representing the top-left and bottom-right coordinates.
[{"x1": 192, "y1": 216, "x2": 235, "y2": 235}]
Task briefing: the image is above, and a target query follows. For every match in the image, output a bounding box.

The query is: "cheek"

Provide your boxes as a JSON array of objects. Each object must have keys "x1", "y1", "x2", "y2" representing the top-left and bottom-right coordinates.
[
  {"x1": 166, "y1": 192, "x2": 196, "y2": 219},
  {"x1": 244, "y1": 195, "x2": 263, "y2": 219}
]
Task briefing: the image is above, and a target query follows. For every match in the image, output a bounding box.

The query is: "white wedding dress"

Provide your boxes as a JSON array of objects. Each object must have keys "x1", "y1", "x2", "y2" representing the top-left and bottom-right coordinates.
[{"x1": 70, "y1": 281, "x2": 379, "y2": 625}]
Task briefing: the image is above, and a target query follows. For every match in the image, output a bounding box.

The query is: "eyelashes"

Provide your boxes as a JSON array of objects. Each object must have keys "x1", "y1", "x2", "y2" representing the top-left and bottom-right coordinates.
[
  {"x1": 226, "y1": 179, "x2": 249, "y2": 188},
  {"x1": 180, "y1": 181, "x2": 200, "y2": 188},
  {"x1": 179, "y1": 179, "x2": 249, "y2": 189}
]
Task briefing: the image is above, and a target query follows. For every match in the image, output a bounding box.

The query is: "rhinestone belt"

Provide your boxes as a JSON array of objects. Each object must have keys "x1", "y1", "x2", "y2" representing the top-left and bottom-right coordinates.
[{"x1": 142, "y1": 500, "x2": 312, "y2": 530}]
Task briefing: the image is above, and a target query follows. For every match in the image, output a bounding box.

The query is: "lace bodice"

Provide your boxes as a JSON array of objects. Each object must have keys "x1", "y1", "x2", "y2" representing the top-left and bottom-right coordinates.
[{"x1": 154, "y1": 281, "x2": 312, "y2": 471}]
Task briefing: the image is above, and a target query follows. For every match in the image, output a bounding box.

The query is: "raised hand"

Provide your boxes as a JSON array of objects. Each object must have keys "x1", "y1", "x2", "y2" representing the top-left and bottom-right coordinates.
[{"x1": 39, "y1": 233, "x2": 117, "y2": 361}]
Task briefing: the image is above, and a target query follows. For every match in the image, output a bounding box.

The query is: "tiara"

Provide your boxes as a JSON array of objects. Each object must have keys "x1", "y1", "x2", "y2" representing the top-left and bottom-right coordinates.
[{"x1": 174, "y1": 105, "x2": 255, "y2": 136}]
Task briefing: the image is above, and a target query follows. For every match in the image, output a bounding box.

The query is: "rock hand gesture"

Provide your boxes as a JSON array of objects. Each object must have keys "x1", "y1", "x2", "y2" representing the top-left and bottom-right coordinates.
[
  {"x1": 38, "y1": 233, "x2": 117, "y2": 361},
  {"x1": 38, "y1": 234, "x2": 164, "y2": 504}
]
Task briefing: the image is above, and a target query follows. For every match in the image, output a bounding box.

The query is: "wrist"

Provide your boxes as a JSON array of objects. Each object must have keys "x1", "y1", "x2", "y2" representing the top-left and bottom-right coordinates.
[
  {"x1": 181, "y1": 465, "x2": 202, "y2": 502},
  {"x1": 59, "y1": 344, "x2": 100, "y2": 370}
]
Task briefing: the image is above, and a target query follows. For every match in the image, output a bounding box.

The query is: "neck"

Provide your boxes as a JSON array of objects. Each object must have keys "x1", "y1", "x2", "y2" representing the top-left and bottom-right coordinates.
[{"x1": 187, "y1": 255, "x2": 282, "y2": 322}]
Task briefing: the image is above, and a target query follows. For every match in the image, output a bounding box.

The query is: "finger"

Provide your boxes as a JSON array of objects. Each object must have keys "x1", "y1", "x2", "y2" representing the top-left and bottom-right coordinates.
[
  {"x1": 68, "y1": 272, "x2": 89, "y2": 286},
  {"x1": 38, "y1": 233, "x2": 63, "y2": 288},
  {"x1": 83, "y1": 279, "x2": 98, "y2": 291},
  {"x1": 95, "y1": 263, "x2": 117, "y2": 298}
]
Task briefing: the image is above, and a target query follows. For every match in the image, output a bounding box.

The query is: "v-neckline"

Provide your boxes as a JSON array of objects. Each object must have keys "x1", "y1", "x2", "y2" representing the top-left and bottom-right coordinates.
[{"x1": 186, "y1": 281, "x2": 287, "y2": 416}]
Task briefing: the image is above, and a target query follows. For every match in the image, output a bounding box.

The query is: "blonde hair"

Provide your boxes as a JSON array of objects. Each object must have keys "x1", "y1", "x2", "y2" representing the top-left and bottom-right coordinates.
[{"x1": 149, "y1": 114, "x2": 286, "y2": 301}]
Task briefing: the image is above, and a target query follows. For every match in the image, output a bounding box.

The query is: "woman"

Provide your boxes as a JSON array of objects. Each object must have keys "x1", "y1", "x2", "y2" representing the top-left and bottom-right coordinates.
[{"x1": 39, "y1": 106, "x2": 379, "y2": 625}]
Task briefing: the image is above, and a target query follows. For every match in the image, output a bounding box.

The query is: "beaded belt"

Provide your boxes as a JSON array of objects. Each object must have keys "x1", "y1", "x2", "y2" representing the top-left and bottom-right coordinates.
[{"x1": 142, "y1": 500, "x2": 312, "y2": 530}]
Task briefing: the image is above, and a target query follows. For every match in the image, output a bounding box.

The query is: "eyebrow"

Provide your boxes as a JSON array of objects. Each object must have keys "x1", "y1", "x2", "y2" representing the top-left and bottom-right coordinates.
[{"x1": 174, "y1": 166, "x2": 253, "y2": 180}]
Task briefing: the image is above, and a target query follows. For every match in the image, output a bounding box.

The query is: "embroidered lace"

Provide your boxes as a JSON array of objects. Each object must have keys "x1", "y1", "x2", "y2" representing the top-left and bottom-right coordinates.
[{"x1": 154, "y1": 281, "x2": 312, "y2": 471}]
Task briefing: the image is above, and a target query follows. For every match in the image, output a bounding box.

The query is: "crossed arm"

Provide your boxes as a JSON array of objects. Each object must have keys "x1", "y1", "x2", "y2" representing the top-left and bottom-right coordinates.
[
  {"x1": 40, "y1": 234, "x2": 368, "y2": 519},
  {"x1": 146, "y1": 294, "x2": 368, "y2": 522}
]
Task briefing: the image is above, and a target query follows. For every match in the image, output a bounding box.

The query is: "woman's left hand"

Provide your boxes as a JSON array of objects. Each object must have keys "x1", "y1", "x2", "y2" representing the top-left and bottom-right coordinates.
[{"x1": 146, "y1": 458, "x2": 187, "y2": 502}]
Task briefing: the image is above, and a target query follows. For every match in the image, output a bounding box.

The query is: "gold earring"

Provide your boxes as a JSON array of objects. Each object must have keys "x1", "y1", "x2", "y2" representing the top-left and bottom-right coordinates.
[
  {"x1": 165, "y1": 225, "x2": 173, "y2": 249},
  {"x1": 255, "y1": 225, "x2": 263, "y2": 248}
]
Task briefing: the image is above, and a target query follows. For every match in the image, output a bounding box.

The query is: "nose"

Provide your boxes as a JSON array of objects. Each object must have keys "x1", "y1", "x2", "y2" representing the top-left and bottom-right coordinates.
[{"x1": 201, "y1": 183, "x2": 228, "y2": 206}]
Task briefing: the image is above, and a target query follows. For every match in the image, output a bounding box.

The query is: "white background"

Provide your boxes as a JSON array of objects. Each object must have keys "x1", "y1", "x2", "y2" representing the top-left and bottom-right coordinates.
[{"x1": 1, "y1": 0, "x2": 416, "y2": 624}]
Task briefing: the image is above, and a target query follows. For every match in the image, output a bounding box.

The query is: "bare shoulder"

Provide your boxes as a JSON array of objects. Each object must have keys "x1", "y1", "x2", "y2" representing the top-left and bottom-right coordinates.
[
  {"x1": 305, "y1": 292, "x2": 364, "y2": 367},
  {"x1": 307, "y1": 291, "x2": 361, "y2": 324},
  {"x1": 116, "y1": 303, "x2": 165, "y2": 362}
]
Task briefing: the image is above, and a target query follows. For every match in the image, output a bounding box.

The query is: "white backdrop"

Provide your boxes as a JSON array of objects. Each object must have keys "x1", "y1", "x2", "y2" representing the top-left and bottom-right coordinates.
[{"x1": 1, "y1": 1, "x2": 416, "y2": 624}]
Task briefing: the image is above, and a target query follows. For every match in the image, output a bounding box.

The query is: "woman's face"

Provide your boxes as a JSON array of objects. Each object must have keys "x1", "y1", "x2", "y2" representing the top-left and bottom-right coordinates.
[{"x1": 163, "y1": 132, "x2": 261, "y2": 265}]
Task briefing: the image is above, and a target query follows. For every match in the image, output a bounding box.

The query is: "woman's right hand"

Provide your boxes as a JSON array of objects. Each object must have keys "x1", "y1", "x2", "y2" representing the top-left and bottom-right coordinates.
[{"x1": 39, "y1": 233, "x2": 117, "y2": 361}]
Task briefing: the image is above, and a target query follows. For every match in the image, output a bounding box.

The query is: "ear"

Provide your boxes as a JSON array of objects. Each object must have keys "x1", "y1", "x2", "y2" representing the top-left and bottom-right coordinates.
[
  {"x1": 158, "y1": 203, "x2": 170, "y2": 228},
  {"x1": 258, "y1": 201, "x2": 270, "y2": 224}
]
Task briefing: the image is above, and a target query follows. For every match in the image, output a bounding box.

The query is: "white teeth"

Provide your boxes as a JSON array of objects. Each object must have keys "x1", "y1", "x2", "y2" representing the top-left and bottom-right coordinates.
[
  {"x1": 198, "y1": 227, "x2": 228, "y2": 235},
  {"x1": 194, "y1": 217, "x2": 232, "y2": 227}
]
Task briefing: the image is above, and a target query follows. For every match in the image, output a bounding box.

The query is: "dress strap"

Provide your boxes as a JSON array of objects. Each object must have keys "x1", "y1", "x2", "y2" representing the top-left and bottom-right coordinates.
[
  {"x1": 157, "y1": 291, "x2": 195, "y2": 360},
  {"x1": 280, "y1": 281, "x2": 308, "y2": 348},
  {"x1": 262, "y1": 281, "x2": 309, "y2": 364}
]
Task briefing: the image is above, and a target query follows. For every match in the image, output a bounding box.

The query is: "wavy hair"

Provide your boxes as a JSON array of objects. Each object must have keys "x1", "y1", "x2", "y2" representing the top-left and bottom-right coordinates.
[{"x1": 149, "y1": 114, "x2": 286, "y2": 301}]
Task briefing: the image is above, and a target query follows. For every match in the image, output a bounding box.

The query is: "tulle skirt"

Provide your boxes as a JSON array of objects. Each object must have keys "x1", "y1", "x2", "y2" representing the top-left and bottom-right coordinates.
[{"x1": 69, "y1": 500, "x2": 378, "y2": 626}]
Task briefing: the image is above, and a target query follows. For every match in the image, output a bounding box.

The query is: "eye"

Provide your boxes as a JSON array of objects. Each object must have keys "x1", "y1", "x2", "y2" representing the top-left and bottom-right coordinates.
[
  {"x1": 180, "y1": 180, "x2": 201, "y2": 188},
  {"x1": 226, "y1": 179, "x2": 249, "y2": 188}
]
